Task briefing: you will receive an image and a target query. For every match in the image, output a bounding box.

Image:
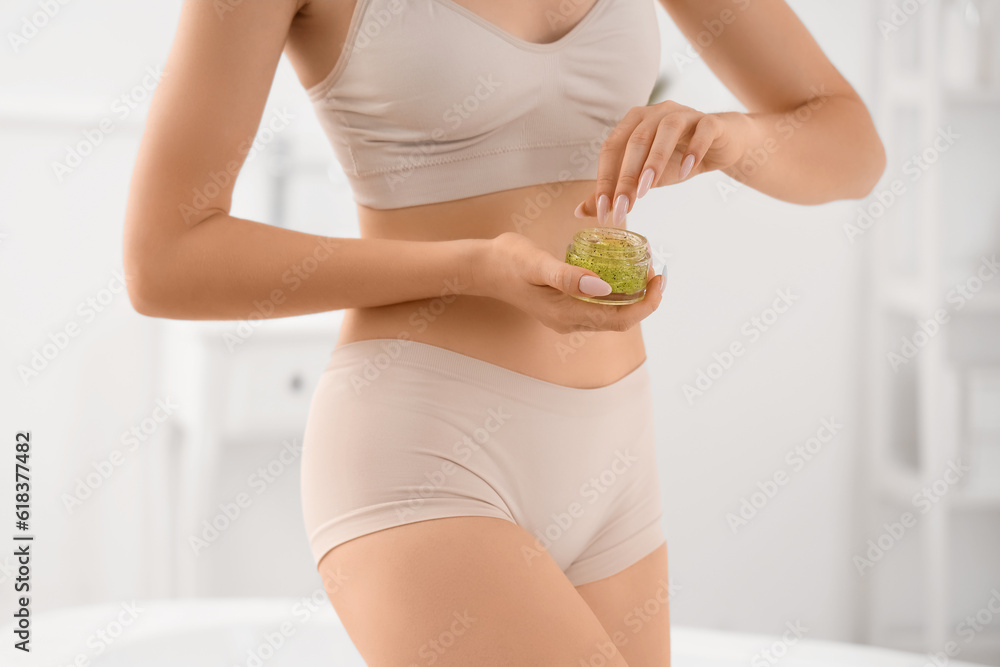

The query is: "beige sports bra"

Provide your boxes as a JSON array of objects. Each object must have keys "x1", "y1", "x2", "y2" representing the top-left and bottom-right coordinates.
[{"x1": 307, "y1": 0, "x2": 662, "y2": 209}]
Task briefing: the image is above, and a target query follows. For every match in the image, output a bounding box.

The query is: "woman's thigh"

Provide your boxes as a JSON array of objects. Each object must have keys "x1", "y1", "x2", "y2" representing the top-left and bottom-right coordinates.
[
  {"x1": 575, "y1": 544, "x2": 671, "y2": 667},
  {"x1": 318, "y1": 515, "x2": 630, "y2": 667}
]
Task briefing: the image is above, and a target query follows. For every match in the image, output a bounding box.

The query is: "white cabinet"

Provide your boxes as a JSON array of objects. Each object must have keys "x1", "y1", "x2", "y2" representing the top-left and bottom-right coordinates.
[
  {"x1": 864, "y1": 1, "x2": 1000, "y2": 662},
  {"x1": 158, "y1": 312, "x2": 344, "y2": 596}
]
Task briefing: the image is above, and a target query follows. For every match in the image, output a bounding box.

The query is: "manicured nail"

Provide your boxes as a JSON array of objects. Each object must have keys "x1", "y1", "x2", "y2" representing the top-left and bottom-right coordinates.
[
  {"x1": 658, "y1": 272, "x2": 667, "y2": 293},
  {"x1": 613, "y1": 193, "x2": 629, "y2": 226},
  {"x1": 580, "y1": 275, "x2": 613, "y2": 296},
  {"x1": 679, "y1": 154, "x2": 696, "y2": 180},
  {"x1": 574, "y1": 201, "x2": 586, "y2": 218},
  {"x1": 637, "y1": 168, "x2": 655, "y2": 199},
  {"x1": 596, "y1": 194, "x2": 611, "y2": 225}
]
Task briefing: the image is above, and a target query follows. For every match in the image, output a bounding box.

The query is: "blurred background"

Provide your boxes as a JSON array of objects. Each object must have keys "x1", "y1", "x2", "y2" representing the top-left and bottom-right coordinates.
[{"x1": 1, "y1": 0, "x2": 999, "y2": 664}]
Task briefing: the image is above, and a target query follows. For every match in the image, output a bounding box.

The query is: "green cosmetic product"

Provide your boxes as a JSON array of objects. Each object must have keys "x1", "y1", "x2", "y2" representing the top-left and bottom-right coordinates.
[{"x1": 565, "y1": 227, "x2": 652, "y2": 305}]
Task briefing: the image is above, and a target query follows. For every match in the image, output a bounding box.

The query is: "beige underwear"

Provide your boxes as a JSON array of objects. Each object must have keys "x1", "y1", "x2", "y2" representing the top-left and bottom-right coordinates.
[{"x1": 300, "y1": 338, "x2": 664, "y2": 586}]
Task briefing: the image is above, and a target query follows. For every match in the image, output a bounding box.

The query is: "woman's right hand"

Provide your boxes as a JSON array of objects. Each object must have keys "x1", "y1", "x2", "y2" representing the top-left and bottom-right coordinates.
[{"x1": 477, "y1": 232, "x2": 666, "y2": 334}]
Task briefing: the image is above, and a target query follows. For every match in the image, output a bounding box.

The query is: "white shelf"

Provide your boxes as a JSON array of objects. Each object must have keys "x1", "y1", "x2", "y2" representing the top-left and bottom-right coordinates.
[
  {"x1": 876, "y1": 460, "x2": 1000, "y2": 510},
  {"x1": 867, "y1": 0, "x2": 1000, "y2": 660},
  {"x1": 875, "y1": 280, "x2": 1000, "y2": 318},
  {"x1": 944, "y1": 86, "x2": 1000, "y2": 105},
  {"x1": 955, "y1": 290, "x2": 1000, "y2": 315}
]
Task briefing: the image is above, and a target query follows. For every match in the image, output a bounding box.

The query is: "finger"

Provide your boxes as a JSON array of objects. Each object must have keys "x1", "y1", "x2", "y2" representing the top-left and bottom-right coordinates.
[
  {"x1": 597, "y1": 273, "x2": 666, "y2": 331},
  {"x1": 611, "y1": 119, "x2": 661, "y2": 225},
  {"x1": 531, "y1": 252, "x2": 615, "y2": 299},
  {"x1": 640, "y1": 112, "x2": 695, "y2": 191},
  {"x1": 680, "y1": 114, "x2": 723, "y2": 180},
  {"x1": 553, "y1": 270, "x2": 667, "y2": 334},
  {"x1": 573, "y1": 192, "x2": 597, "y2": 219},
  {"x1": 595, "y1": 108, "x2": 645, "y2": 227}
]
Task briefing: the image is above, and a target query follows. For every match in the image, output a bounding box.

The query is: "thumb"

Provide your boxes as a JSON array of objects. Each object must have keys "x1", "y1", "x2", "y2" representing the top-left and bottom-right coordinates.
[{"x1": 541, "y1": 255, "x2": 614, "y2": 297}]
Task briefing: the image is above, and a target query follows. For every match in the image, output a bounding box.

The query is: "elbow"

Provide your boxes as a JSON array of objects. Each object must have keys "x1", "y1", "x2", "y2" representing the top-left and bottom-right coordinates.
[
  {"x1": 842, "y1": 97, "x2": 888, "y2": 201},
  {"x1": 124, "y1": 256, "x2": 169, "y2": 318},
  {"x1": 127, "y1": 286, "x2": 167, "y2": 319},
  {"x1": 806, "y1": 117, "x2": 887, "y2": 205},
  {"x1": 849, "y1": 129, "x2": 887, "y2": 200},
  {"x1": 123, "y1": 234, "x2": 177, "y2": 319},
  {"x1": 801, "y1": 94, "x2": 888, "y2": 204}
]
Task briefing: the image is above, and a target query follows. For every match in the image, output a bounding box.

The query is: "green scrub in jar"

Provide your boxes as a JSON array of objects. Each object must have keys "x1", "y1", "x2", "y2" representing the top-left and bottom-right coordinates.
[{"x1": 565, "y1": 227, "x2": 652, "y2": 305}]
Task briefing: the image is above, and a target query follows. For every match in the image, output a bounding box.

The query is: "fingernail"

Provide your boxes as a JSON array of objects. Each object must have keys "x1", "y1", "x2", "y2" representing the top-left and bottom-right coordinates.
[
  {"x1": 574, "y1": 201, "x2": 586, "y2": 218},
  {"x1": 679, "y1": 154, "x2": 696, "y2": 181},
  {"x1": 658, "y1": 272, "x2": 667, "y2": 293},
  {"x1": 596, "y1": 194, "x2": 611, "y2": 225},
  {"x1": 580, "y1": 275, "x2": 613, "y2": 296},
  {"x1": 637, "y1": 168, "x2": 655, "y2": 199},
  {"x1": 613, "y1": 193, "x2": 629, "y2": 227}
]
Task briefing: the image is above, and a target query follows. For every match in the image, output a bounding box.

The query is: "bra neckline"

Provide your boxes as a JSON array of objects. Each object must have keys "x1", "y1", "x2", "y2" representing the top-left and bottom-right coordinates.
[{"x1": 430, "y1": 0, "x2": 611, "y2": 52}]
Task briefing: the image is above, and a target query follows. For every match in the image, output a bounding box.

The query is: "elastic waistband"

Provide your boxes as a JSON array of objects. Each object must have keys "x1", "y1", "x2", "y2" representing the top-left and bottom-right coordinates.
[{"x1": 327, "y1": 338, "x2": 649, "y2": 406}]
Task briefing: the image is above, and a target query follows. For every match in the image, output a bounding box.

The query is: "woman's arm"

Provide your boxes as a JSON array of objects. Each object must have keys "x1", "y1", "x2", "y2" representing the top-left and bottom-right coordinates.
[
  {"x1": 124, "y1": 0, "x2": 489, "y2": 320},
  {"x1": 661, "y1": 0, "x2": 885, "y2": 201},
  {"x1": 575, "y1": 0, "x2": 885, "y2": 220}
]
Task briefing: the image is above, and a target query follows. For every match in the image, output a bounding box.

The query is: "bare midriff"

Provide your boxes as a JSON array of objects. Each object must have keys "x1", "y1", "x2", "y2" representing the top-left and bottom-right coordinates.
[{"x1": 335, "y1": 179, "x2": 647, "y2": 389}]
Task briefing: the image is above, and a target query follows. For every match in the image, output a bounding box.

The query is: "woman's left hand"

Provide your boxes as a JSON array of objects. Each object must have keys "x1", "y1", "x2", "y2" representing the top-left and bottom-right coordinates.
[{"x1": 573, "y1": 102, "x2": 752, "y2": 226}]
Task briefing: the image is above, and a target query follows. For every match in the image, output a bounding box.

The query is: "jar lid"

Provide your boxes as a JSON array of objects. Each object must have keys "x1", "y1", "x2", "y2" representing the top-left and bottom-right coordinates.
[{"x1": 570, "y1": 227, "x2": 651, "y2": 261}]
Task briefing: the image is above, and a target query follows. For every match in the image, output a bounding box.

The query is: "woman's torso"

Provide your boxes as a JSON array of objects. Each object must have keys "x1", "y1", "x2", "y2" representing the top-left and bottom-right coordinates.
[{"x1": 282, "y1": 0, "x2": 652, "y2": 388}]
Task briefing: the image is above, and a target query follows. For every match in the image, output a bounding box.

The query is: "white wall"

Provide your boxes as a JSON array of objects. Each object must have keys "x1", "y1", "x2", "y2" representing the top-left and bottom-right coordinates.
[{"x1": 637, "y1": 0, "x2": 875, "y2": 641}]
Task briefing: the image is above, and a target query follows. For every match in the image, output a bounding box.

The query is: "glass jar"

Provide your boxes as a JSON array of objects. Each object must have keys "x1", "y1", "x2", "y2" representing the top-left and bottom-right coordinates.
[{"x1": 565, "y1": 227, "x2": 652, "y2": 305}]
